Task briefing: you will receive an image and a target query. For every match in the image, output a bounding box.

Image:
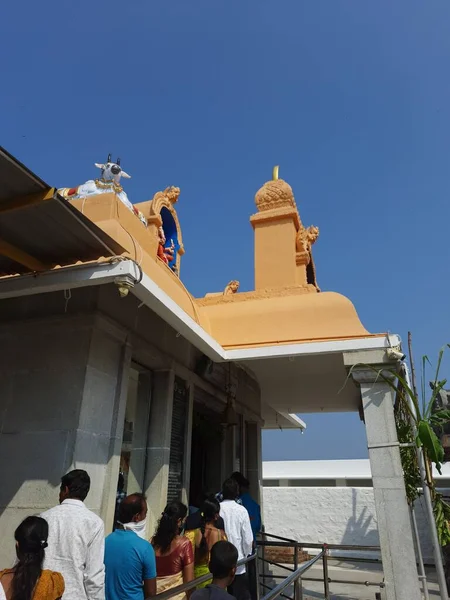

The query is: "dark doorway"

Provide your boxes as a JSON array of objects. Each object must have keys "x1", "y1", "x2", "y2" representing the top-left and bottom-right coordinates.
[{"x1": 189, "y1": 404, "x2": 223, "y2": 509}]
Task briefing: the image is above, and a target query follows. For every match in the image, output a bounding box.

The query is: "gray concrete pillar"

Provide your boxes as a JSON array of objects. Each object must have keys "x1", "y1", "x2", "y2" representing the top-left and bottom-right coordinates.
[
  {"x1": 246, "y1": 422, "x2": 262, "y2": 505},
  {"x1": 181, "y1": 384, "x2": 194, "y2": 507},
  {"x1": 223, "y1": 426, "x2": 235, "y2": 478},
  {"x1": 127, "y1": 371, "x2": 152, "y2": 497},
  {"x1": 352, "y1": 367, "x2": 421, "y2": 600},
  {"x1": 0, "y1": 318, "x2": 94, "y2": 566},
  {"x1": 69, "y1": 325, "x2": 131, "y2": 532},
  {"x1": 0, "y1": 316, "x2": 131, "y2": 564},
  {"x1": 144, "y1": 369, "x2": 175, "y2": 536}
]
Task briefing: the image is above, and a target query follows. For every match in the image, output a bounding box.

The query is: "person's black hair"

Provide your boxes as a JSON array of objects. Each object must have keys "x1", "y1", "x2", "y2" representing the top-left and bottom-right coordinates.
[
  {"x1": 209, "y1": 540, "x2": 238, "y2": 579},
  {"x1": 196, "y1": 497, "x2": 220, "y2": 563},
  {"x1": 12, "y1": 516, "x2": 48, "y2": 600},
  {"x1": 118, "y1": 493, "x2": 146, "y2": 524},
  {"x1": 231, "y1": 472, "x2": 250, "y2": 490},
  {"x1": 152, "y1": 501, "x2": 187, "y2": 553},
  {"x1": 61, "y1": 469, "x2": 90, "y2": 501},
  {"x1": 222, "y1": 478, "x2": 239, "y2": 501}
]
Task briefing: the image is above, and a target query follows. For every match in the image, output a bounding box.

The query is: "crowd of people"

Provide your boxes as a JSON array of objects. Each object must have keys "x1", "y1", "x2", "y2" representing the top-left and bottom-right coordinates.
[{"x1": 0, "y1": 470, "x2": 261, "y2": 600}]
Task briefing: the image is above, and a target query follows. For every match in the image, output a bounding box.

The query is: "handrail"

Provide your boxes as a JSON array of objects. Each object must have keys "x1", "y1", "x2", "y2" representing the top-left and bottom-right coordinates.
[
  {"x1": 149, "y1": 533, "x2": 381, "y2": 600},
  {"x1": 260, "y1": 532, "x2": 302, "y2": 544},
  {"x1": 259, "y1": 534, "x2": 387, "y2": 600},
  {"x1": 150, "y1": 553, "x2": 257, "y2": 600},
  {"x1": 259, "y1": 540, "x2": 380, "y2": 551},
  {"x1": 260, "y1": 532, "x2": 380, "y2": 552},
  {"x1": 260, "y1": 550, "x2": 325, "y2": 600}
]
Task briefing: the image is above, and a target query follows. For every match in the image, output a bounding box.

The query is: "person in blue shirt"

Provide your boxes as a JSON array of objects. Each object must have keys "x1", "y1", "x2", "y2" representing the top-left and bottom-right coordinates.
[
  {"x1": 230, "y1": 473, "x2": 261, "y2": 540},
  {"x1": 105, "y1": 493, "x2": 157, "y2": 600}
]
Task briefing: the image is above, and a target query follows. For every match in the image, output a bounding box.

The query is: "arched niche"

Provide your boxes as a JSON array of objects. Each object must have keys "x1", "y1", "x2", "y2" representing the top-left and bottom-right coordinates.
[{"x1": 148, "y1": 186, "x2": 185, "y2": 274}]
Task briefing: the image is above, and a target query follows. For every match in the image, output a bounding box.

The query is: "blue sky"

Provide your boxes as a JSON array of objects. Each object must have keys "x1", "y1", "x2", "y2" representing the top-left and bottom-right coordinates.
[{"x1": 1, "y1": 1, "x2": 449, "y2": 461}]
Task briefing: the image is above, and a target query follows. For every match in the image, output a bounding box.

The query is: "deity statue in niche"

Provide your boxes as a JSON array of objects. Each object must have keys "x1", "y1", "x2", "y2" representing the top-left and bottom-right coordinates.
[
  {"x1": 150, "y1": 188, "x2": 183, "y2": 275},
  {"x1": 157, "y1": 225, "x2": 176, "y2": 270},
  {"x1": 58, "y1": 154, "x2": 147, "y2": 227}
]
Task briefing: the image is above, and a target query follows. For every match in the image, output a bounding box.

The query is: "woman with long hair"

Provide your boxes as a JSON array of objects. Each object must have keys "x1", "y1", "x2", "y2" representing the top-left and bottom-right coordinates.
[
  {"x1": 0, "y1": 516, "x2": 64, "y2": 600},
  {"x1": 152, "y1": 501, "x2": 194, "y2": 600},
  {"x1": 185, "y1": 497, "x2": 227, "y2": 588}
]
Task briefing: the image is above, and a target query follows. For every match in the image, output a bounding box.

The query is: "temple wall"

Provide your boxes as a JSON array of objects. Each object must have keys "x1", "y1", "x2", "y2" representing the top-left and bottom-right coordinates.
[
  {"x1": 0, "y1": 286, "x2": 262, "y2": 565},
  {"x1": 0, "y1": 311, "x2": 128, "y2": 566},
  {"x1": 263, "y1": 486, "x2": 439, "y2": 562}
]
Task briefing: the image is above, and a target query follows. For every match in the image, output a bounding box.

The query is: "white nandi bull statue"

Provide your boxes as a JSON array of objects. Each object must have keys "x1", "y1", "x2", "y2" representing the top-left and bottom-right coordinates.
[{"x1": 58, "y1": 154, "x2": 147, "y2": 226}]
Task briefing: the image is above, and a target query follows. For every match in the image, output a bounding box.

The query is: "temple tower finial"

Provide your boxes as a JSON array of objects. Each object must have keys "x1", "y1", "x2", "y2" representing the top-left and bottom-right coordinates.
[{"x1": 251, "y1": 171, "x2": 320, "y2": 291}]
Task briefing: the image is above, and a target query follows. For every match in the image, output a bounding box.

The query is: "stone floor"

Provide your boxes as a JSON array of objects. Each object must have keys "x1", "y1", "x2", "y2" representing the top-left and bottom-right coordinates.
[{"x1": 262, "y1": 558, "x2": 441, "y2": 599}]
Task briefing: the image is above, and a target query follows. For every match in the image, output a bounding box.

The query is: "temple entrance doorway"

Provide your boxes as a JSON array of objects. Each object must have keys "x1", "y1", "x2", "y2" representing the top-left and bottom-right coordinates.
[{"x1": 189, "y1": 398, "x2": 224, "y2": 510}]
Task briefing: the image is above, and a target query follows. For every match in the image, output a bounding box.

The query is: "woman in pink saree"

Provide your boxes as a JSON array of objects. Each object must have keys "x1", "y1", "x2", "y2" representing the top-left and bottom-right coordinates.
[{"x1": 152, "y1": 502, "x2": 194, "y2": 600}]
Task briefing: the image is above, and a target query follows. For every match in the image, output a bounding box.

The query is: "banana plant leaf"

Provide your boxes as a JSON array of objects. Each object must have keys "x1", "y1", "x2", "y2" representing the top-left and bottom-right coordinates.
[{"x1": 417, "y1": 420, "x2": 445, "y2": 474}]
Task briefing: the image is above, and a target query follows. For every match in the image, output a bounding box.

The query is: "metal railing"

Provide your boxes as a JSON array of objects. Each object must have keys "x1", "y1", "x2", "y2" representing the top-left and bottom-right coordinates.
[
  {"x1": 150, "y1": 554, "x2": 257, "y2": 600},
  {"x1": 259, "y1": 531, "x2": 384, "y2": 600},
  {"x1": 261, "y1": 549, "x2": 325, "y2": 600},
  {"x1": 149, "y1": 531, "x2": 385, "y2": 600}
]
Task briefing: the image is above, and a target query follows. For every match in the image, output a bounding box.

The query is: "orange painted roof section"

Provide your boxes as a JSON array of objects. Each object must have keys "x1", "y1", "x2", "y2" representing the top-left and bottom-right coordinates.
[{"x1": 0, "y1": 150, "x2": 380, "y2": 348}]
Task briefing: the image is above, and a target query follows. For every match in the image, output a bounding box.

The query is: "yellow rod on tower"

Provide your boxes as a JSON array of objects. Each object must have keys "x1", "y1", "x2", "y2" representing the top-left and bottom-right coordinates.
[{"x1": 272, "y1": 166, "x2": 279, "y2": 180}]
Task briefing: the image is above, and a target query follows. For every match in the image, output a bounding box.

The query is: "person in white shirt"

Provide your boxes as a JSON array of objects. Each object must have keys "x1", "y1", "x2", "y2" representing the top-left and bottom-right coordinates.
[
  {"x1": 219, "y1": 479, "x2": 253, "y2": 600},
  {"x1": 41, "y1": 469, "x2": 105, "y2": 600}
]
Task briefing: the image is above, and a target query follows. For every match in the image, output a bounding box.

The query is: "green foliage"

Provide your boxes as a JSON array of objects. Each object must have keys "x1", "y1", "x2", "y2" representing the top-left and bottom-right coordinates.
[
  {"x1": 417, "y1": 420, "x2": 444, "y2": 473},
  {"x1": 395, "y1": 398, "x2": 421, "y2": 505},
  {"x1": 434, "y1": 494, "x2": 450, "y2": 546}
]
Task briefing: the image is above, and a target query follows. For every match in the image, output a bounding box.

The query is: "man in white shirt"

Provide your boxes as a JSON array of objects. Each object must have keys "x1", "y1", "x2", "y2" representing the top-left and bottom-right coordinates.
[
  {"x1": 219, "y1": 478, "x2": 253, "y2": 600},
  {"x1": 41, "y1": 469, "x2": 105, "y2": 600}
]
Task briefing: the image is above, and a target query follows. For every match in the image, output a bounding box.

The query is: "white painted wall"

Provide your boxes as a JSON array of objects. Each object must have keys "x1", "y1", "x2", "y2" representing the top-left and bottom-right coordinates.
[{"x1": 263, "y1": 486, "x2": 439, "y2": 562}]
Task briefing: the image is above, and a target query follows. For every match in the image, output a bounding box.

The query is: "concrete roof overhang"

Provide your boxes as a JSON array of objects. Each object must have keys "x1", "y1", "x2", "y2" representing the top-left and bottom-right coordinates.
[
  {"x1": 0, "y1": 259, "x2": 399, "y2": 418},
  {"x1": 262, "y1": 405, "x2": 307, "y2": 430},
  {"x1": 0, "y1": 147, "x2": 126, "y2": 275}
]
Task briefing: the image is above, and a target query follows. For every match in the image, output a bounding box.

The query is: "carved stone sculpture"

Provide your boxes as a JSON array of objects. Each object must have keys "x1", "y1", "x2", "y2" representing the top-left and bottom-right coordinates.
[
  {"x1": 296, "y1": 225, "x2": 320, "y2": 254},
  {"x1": 157, "y1": 226, "x2": 175, "y2": 265},
  {"x1": 58, "y1": 154, "x2": 147, "y2": 226},
  {"x1": 254, "y1": 179, "x2": 297, "y2": 212},
  {"x1": 224, "y1": 280, "x2": 240, "y2": 295}
]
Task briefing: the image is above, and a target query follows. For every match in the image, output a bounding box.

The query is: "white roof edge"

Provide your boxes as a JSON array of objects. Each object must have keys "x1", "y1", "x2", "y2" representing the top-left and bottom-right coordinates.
[
  {"x1": 263, "y1": 459, "x2": 372, "y2": 480},
  {"x1": 0, "y1": 260, "x2": 398, "y2": 362},
  {"x1": 281, "y1": 413, "x2": 307, "y2": 430},
  {"x1": 262, "y1": 458, "x2": 450, "y2": 480},
  {"x1": 133, "y1": 271, "x2": 225, "y2": 362},
  {"x1": 0, "y1": 260, "x2": 138, "y2": 298},
  {"x1": 225, "y1": 335, "x2": 400, "y2": 361}
]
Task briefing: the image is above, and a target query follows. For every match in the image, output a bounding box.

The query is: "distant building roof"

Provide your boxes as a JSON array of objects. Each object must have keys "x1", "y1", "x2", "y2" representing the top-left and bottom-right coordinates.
[{"x1": 263, "y1": 459, "x2": 450, "y2": 480}]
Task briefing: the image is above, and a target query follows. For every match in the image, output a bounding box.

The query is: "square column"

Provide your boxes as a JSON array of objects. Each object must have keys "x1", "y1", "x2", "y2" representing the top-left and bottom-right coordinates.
[
  {"x1": 0, "y1": 315, "x2": 131, "y2": 564},
  {"x1": 127, "y1": 371, "x2": 153, "y2": 497},
  {"x1": 351, "y1": 367, "x2": 421, "y2": 600},
  {"x1": 246, "y1": 422, "x2": 263, "y2": 506},
  {"x1": 181, "y1": 384, "x2": 194, "y2": 507},
  {"x1": 143, "y1": 369, "x2": 175, "y2": 535}
]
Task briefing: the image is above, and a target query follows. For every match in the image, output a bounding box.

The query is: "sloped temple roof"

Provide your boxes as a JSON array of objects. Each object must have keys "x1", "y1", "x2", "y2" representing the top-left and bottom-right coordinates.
[
  {"x1": 0, "y1": 148, "x2": 398, "y2": 416},
  {"x1": 0, "y1": 147, "x2": 126, "y2": 275}
]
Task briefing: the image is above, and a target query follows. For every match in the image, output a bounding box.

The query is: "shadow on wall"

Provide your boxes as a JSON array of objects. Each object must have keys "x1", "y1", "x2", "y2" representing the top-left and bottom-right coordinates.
[
  {"x1": 262, "y1": 485, "x2": 380, "y2": 553},
  {"x1": 340, "y1": 488, "x2": 378, "y2": 547}
]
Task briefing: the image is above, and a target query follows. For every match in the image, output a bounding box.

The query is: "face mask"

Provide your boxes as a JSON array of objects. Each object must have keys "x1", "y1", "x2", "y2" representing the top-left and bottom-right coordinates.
[{"x1": 120, "y1": 518, "x2": 147, "y2": 539}]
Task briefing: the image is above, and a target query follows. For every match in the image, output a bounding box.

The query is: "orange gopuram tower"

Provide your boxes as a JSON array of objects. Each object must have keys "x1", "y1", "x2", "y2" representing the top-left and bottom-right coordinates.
[{"x1": 251, "y1": 167, "x2": 319, "y2": 292}]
